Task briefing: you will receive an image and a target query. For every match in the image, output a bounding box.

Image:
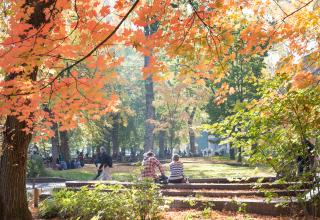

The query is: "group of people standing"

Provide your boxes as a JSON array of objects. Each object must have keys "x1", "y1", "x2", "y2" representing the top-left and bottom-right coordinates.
[{"x1": 94, "y1": 147, "x2": 187, "y2": 183}]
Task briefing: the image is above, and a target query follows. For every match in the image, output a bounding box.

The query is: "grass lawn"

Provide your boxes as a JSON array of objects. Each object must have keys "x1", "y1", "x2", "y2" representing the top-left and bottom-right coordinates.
[{"x1": 45, "y1": 157, "x2": 275, "y2": 181}]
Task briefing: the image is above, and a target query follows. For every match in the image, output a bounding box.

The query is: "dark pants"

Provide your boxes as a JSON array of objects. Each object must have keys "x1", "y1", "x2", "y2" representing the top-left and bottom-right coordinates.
[{"x1": 168, "y1": 178, "x2": 185, "y2": 183}]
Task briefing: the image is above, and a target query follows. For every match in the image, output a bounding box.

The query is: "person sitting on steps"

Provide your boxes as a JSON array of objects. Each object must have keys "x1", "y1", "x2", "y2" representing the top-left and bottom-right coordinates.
[
  {"x1": 141, "y1": 151, "x2": 166, "y2": 182},
  {"x1": 169, "y1": 154, "x2": 187, "y2": 183}
]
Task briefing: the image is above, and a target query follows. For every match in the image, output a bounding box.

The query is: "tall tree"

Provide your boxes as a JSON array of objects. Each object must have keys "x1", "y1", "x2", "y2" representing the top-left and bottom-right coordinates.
[
  {"x1": 0, "y1": 1, "x2": 137, "y2": 218},
  {"x1": 186, "y1": 107, "x2": 197, "y2": 154},
  {"x1": 143, "y1": 23, "x2": 159, "y2": 152},
  {"x1": 111, "y1": 113, "x2": 120, "y2": 158}
]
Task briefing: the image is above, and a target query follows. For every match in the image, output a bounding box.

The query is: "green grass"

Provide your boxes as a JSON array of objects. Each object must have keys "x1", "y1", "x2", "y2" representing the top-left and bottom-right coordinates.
[
  {"x1": 46, "y1": 168, "x2": 95, "y2": 180},
  {"x1": 183, "y1": 163, "x2": 274, "y2": 179},
  {"x1": 44, "y1": 158, "x2": 275, "y2": 181}
]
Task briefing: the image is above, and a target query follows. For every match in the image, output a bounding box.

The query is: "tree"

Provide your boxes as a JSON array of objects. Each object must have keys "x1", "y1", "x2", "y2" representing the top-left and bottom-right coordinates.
[
  {"x1": 0, "y1": 1, "x2": 137, "y2": 218},
  {"x1": 154, "y1": 78, "x2": 209, "y2": 155},
  {"x1": 143, "y1": 23, "x2": 159, "y2": 152},
  {"x1": 206, "y1": 28, "x2": 266, "y2": 161}
]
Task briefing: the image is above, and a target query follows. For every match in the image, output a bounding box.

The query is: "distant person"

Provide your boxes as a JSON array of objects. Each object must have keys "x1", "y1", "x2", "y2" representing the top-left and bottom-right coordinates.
[
  {"x1": 141, "y1": 151, "x2": 166, "y2": 182},
  {"x1": 79, "y1": 151, "x2": 84, "y2": 167},
  {"x1": 55, "y1": 158, "x2": 61, "y2": 170},
  {"x1": 169, "y1": 154, "x2": 185, "y2": 183},
  {"x1": 58, "y1": 154, "x2": 67, "y2": 170},
  {"x1": 94, "y1": 147, "x2": 113, "y2": 180}
]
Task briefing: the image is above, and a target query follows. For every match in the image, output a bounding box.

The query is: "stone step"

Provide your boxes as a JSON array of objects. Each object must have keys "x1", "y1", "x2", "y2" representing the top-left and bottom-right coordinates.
[
  {"x1": 62, "y1": 186, "x2": 305, "y2": 198},
  {"x1": 189, "y1": 177, "x2": 276, "y2": 183},
  {"x1": 66, "y1": 180, "x2": 133, "y2": 188},
  {"x1": 27, "y1": 177, "x2": 66, "y2": 184},
  {"x1": 162, "y1": 189, "x2": 305, "y2": 197},
  {"x1": 162, "y1": 182, "x2": 302, "y2": 190},
  {"x1": 65, "y1": 180, "x2": 304, "y2": 191},
  {"x1": 167, "y1": 196, "x2": 298, "y2": 216}
]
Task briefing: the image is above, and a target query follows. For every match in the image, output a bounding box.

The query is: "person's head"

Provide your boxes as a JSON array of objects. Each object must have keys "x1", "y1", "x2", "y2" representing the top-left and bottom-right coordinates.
[
  {"x1": 100, "y1": 147, "x2": 106, "y2": 154},
  {"x1": 146, "y1": 151, "x2": 155, "y2": 157},
  {"x1": 172, "y1": 154, "x2": 180, "y2": 162}
]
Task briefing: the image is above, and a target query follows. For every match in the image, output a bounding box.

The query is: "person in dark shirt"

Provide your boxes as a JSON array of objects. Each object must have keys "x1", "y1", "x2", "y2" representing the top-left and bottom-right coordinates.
[{"x1": 94, "y1": 147, "x2": 113, "y2": 180}]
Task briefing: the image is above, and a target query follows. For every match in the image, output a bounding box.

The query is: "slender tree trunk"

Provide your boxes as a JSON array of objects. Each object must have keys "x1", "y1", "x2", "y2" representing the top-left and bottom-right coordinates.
[
  {"x1": 189, "y1": 128, "x2": 196, "y2": 154},
  {"x1": 51, "y1": 122, "x2": 60, "y2": 163},
  {"x1": 230, "y1": 143, "x2": 235, "y2": 160},
  {"x1": 169, "y1": 129, "x2": 175, "y2": 157},
  {"x1": 0, "y1": 116, "x2": 32, "y2": 220},
  {"x1": 112, "y1": 113, "x2": 119, "y2": 158},
  {"x1": 106, "y1": 140, "x2": 112, "y2": 155},
  {"x1": 60, "y1": 130, "x2": 70, "y2": 162},
  {"x1": 237, "y1": 146, "x2": 242, "y2": 163},
  {"x1": 187, "y1": 107, "x2": 197, "y2": 154},
  {"x1": 159, "y1": 130, "x2": 165, "y2": 159}
]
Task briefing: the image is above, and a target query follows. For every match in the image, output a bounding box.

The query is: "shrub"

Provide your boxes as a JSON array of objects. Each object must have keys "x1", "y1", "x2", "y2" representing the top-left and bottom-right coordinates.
[{"x1": 39, "y1": 181, "x2": 165, "y2": 220}]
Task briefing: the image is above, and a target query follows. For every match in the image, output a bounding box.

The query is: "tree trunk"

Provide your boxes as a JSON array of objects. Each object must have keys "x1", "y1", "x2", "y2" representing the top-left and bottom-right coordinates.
[
  {"x1": 0, "y1": 1, "x2": 56, "y2": 219},
  {"x1": 189, "y1": 128, "x2": 196, "y2": 154},
  {"x1": 143, "y1": 69, "x2": 155, "y2": 152},
  {"x1": 237, "y1": 147, "x2": 242, "y2": 163},
  {"x1": 187, "y1": 107, "x2": 197, "y2": 154},
  {"x1": 51, "y1": 122, "x2": 60, "y2": 163},
  {"x1": 143, "y1": 24, "x2": 158, "y2": 152},
  {"x1": 0, "y1": 116, "x2": 32, "y2": 220},
  {"x1": 60, "y1": 130, "x2": 70, "y2": 162},
  {"x1": 112, "y1": 113, "x2": 120, "y2": 158},
  {"x1": 159, "y1": 130, "x2": 165, "y2": 159},
  {"x1": 230, "y1": 144, "x2": 235, "y2": 160}
]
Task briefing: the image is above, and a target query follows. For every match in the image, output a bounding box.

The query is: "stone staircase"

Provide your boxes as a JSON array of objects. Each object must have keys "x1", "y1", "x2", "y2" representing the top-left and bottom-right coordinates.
[{"x1": 64, "y1": 177, "x2": 307, "y2": 216}]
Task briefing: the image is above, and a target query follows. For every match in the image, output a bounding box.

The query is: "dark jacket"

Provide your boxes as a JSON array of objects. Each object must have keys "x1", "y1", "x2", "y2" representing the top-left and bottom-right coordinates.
[{"x1": 98, "y1": 152, "x2": 113, "y2": 169}]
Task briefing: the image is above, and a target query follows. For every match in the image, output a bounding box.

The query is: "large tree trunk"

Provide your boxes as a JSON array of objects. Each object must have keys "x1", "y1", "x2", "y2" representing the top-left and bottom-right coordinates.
[
  {"x1": 111, "y1": 113, "x2": 120, "y2": 158},
  {"x1": 0, "y1": 116, "x2": 32, "y2": 220},
  {"x1": 0, "y1": 1, "x2": 58, "y2": 219},
  {"x1": 143, "y1": 23, "x2": 158, "y2": 152},
  {"x1": 60, "y1": 130, "x2": 70, "y2": 162},
  {"x1": 187, "y1": 107, "x2": 197, "y2": 154},
  {"x1": 143, "y1": 69, "x2": 155, "y2": 152},
  {"x1": 159, "y1": 130, "x2": 165, "y2": 159}
]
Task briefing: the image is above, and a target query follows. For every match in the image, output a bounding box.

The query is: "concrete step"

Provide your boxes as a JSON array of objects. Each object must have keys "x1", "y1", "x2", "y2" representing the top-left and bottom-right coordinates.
[
  {"x1": 189, "y1": 177, "x2": 276, "y2": 183},
  {"x1": 167, "y1": 196, "x2": 298, "y2": 216},
  {"x1": 162, "y1": 189, "x2": 305, "y2": 197},
  {"x1": 65, "y1": 181, "x2": 305, "y2": 191},
  {"x1": 162, "y1": 182, "x2": 302, "y2": 190}
]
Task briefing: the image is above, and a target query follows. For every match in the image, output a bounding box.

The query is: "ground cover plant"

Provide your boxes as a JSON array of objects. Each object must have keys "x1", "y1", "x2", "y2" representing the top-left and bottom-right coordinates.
[{"x1": 39, "y1": 181, "x2": 166, "y2": 220}]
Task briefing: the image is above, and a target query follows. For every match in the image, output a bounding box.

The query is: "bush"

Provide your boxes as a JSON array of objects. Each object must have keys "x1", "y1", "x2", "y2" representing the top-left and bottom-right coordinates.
[
  {"x1": 27, "y1": 154, "x2": 46, "y2": 178},
  {"x1": 39, "y1": 181, "x2": 166, "y2": 220}
]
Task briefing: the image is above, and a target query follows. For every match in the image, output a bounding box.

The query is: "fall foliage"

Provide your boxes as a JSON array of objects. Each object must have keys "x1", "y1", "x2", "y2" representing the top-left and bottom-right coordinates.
[{"x1": 0, "y1": 0, "x2": 319, "y2": 219}]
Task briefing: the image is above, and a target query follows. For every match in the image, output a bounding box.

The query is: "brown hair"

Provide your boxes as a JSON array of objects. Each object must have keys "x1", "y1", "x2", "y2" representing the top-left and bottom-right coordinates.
[{"x1": 172, "y1": 154, "x2": 180, "y2": 161}]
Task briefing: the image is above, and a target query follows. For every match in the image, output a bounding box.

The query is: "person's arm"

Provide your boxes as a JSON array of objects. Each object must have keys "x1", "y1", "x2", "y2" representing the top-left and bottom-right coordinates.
[
  {"x1": 154, "y1": 158, "x2": 165, "y2": 175},
  {"x1": 181, "y1": 162, "x2": 184, "y2": 176}
]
